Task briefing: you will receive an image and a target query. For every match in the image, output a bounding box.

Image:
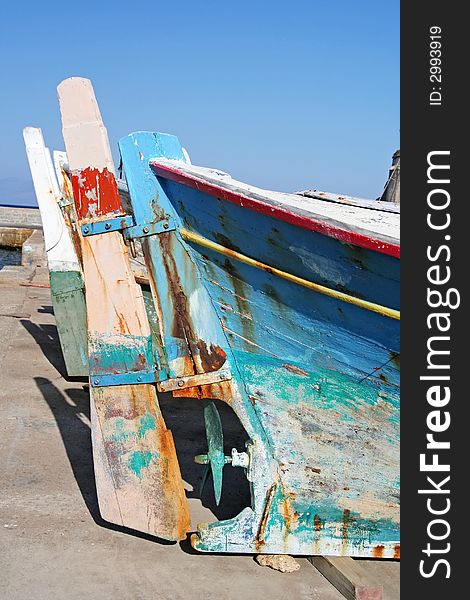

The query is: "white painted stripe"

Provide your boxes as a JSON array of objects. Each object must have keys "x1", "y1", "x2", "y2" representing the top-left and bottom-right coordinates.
[{"x1": 23, "y1": 127, "x2": 79, "y2": 271}]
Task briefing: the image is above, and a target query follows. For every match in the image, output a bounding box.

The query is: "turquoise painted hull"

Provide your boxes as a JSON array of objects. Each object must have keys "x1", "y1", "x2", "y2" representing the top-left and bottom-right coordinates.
[
  {"x1": 116, "y1": 131, "x2": 400, "y2": 556},
  {"x1": 165, "y1": 188, "x2": 398, "y2": 556}
]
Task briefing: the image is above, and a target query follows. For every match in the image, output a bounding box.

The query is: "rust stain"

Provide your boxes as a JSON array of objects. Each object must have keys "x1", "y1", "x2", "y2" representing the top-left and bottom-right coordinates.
[
  {"x1": 116, "y1": 311, "x2": 130, "y2": 335},
  {"x1": 313, "y1": 514, "x2": 322, "y2": 531},
  {"x1": 255, "y1": 483, "x2": 277, "y2": 552},
  {"x1": 214, "y1": 232, "x2": 242, "y2": 253},
  {"x1": 393, "y1": 544, "x2": 400, "y2": 560},
  {"x1": 372, "y1": 545, "x2": 385, "y2": 558},
  {"x1": 157, "y1": 232, "x2": 226, "y2": 374},
  {"x1": 282, "y1": 363, "x2": 309, "y2": 377},
  {"x1": 150, "y1": 196, "x2": 166, "y2": 222},
  {"x1": 342, "y1": 509, "x2": 350, "y2": 543},
  {"x1": 305, "y1": 465, "x2": 321, "y2": 474},
  {"x1": 172, "y1": 379, "x2": 233, "y2": 403},
  {"x1": 390, "y1": 351, "x2": 400, "y2": 369},
  {"x1": 60, "y1": 166, "x2": 74, "y2": 199},
  {"x1": 158, "y1": 233, "x2": 192, "y2": 341},
  {"x1": 104, "y1": 384, "x2": 189, "y2": 540},
  {"x1": 151, "y1": 422, "x2": 191, "y2": 540},
  {"x1": 263, "y1": 283, "x2": 283, "y2": 307},
  {"x1": 136, "y1": 353, "x2": 147, "y2": 368},
  {"x1": 222, "y1": 258, "x2": 255, "y2": 347},
  {"x1": 104, "y1": 406, "x2": 139, "y2": 420},
  {"x1": 196, "y1": 340, "x2": 227, "y2": 372},
  {"x1": 282, "y1": 491, "x2": 299, "y2": 535}
]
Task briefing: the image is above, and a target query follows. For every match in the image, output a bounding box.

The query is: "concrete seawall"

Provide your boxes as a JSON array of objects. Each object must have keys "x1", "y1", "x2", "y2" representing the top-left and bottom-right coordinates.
[
  {"x1": 0, "y1": 227, "x2": 34, "y2": 248},
  {"x1": 0, "y1": 205, "x2": 41, "y2": 229},
  {"x1": 0, "y1": 206, "x2": 46, "y2": 281}
]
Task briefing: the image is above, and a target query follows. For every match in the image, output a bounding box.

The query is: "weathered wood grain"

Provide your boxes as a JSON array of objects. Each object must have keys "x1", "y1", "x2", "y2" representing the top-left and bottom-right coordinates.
[
  {"x1": 309, "y1": 556, "x2": 383, "y2": 600},
  {"x1": 146, "y1": 150, "x2": 400, "y2": 555},
  {"x1": 57, "y1": 77, "x2": 189, "y2": 540},
  {"x1": 150, "y1": 160, "x2": 400, "y2": 255},
  {"x1": 23, "y1": 127, "x2": 88, "y2": 376}
]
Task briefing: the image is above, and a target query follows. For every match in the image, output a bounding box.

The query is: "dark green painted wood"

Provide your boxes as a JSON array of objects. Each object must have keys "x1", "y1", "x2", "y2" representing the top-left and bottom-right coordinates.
[{"x1": 49, "y1": 270, "x2": 88, "y2": 377}]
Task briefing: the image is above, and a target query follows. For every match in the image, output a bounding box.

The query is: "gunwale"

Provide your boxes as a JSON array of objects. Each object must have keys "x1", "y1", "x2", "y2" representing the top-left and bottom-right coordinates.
[{"x1": 151, "y1": 159, "x2": 400, "y2": 258}]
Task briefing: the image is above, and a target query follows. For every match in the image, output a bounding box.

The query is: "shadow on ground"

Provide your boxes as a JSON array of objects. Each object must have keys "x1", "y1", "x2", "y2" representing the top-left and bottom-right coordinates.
[
  {"x1": 20, "y1": 312, "x2": 69, "y2": 378},
  {"x1": 26, "y1": 315, "x2": 251, "y2": 549}
]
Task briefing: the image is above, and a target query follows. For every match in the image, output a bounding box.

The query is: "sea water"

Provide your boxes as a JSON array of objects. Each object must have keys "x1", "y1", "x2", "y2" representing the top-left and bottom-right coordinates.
[{"x1": 0, "y1": 247, "x2": 21, "y2": 269}]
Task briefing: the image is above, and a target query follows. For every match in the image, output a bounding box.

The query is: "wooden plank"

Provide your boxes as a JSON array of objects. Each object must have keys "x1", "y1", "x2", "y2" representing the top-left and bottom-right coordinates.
[
  {"x1": 309, "y1": 556, "x2": 384, "y2": 600},
  {"x1": 23, "y1": 127, "x2": 88, "y2": 376},
  {"x1": 57, "y1": 76, "x2": 189, "y2": 540},
  {"x1": 298, "y1": 189, "x2": 400, "y2": 213},
  {"x1": 53, "y1": 150, "x2": 150, "y2": 286},
  {"x1": 121, "y1": 131, "x2": 400, "y2": 556}
]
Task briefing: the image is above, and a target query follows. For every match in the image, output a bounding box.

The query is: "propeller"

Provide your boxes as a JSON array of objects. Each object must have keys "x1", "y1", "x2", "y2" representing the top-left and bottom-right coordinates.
[{"x1": 195, "y1": 401, "x2": 249, "y2": 505}]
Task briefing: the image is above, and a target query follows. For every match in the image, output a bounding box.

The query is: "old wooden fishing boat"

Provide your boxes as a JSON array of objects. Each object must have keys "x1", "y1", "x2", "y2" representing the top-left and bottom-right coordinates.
[
  {"x1": 150, "y1": 160, "x2": 400, "y2": 556},
  {"x1": 33, "y1": 77, "x2": 400, "y2": 557}
]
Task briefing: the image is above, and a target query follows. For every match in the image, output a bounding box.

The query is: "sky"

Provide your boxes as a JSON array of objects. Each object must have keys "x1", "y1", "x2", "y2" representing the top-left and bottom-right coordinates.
[{"x1": 0, "y1": 1, "x2": 399, "y2": 206}]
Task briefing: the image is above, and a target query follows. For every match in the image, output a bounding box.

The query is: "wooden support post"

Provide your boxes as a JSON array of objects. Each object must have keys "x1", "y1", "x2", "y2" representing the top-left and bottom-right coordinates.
[
  {"x1": 308, "y1": 556, "x2": 383, "y2": 600},
  {"x1": 23, "y1": 127, "x2": 88, "y2": 377},
  {"x1": 57, "y1": 77, "x2": 190, "y2": 541}
]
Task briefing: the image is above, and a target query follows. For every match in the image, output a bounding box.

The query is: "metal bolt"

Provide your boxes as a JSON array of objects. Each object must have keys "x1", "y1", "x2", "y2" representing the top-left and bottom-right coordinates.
[
  {"x1": 105, "y1": 222, "x2": 111, "y2": 230},
  {"x1": 83, "y1": 227, "x2": 89, "y2": 234},
  {"x1": 219, "y1": 373, "x2": 227, "y2": 381},
  {"x1": 137, "y1": 376, "x2": 142, "y2": 382},
  {"x1": 177, "y1": 379, "x2": 184, "y2": 387},
  {"x1": 163, "y1": 222, "x2": 169, "y2": 229},
  {"x1": 143, "y1": 226, "x2": 150, "y2": 234},
  {"x1": 93, "y1": 379, "x2": 100, "y2": 386}
]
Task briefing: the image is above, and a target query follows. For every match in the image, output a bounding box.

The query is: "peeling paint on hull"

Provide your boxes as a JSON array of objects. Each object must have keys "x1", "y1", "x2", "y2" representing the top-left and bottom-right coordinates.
[
  {"x1": 58, "y1": 78, "x2": 190, "y2": 542},
  {"x1": 118, "y1": 130, "x2": 400, "y2": 556}
]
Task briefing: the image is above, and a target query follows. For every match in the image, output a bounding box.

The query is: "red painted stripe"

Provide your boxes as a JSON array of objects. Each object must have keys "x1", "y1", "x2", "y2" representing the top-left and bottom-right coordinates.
[
  {"x1": 151, "y1": 163, "x2": 400, "y2": 259},
  {"x1": 71, "y1": 167, "x2": 124, "y2": 221}
]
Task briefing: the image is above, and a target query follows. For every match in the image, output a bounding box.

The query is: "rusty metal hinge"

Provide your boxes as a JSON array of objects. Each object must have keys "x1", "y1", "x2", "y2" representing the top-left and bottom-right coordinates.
[
  {"x1": 157, "y1": 369, "x2": 231, "y2": 393},
  {"x1": 57, "y1": 198, "x2": 74, "y2": 209},
  {"x1": 90, "y1": 367, "x2": 231, "y2": 390}
]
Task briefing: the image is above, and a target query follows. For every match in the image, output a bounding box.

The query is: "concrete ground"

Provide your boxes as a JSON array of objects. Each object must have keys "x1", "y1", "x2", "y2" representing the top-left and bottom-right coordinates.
[{"x1": 0, "y1": 266, "x2": 349, "y2": 600}]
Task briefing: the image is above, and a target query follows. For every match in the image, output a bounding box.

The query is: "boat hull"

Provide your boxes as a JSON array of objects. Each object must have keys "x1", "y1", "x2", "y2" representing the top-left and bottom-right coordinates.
[
  {"x1": 169, "y1": 186, "x2": 399, "y2": 556},
  {"x1": 119, "y1": 131, "x2": 400, "y2": 556}
]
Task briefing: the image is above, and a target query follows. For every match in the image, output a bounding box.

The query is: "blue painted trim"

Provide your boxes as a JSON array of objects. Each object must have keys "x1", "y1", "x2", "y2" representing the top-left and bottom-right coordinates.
[
  {"x1": 124, "y1": 217, "x2": 176, "y2": 239},
  {"x1": 90, "y1": 369, "x2": 159, "y2": 387},
  {"x1": 81, "y1": 215, "x2": 134, "y2": 236},
  {"x1": 81, "y1": 214, "x2": 176, "y2": 240},
  {"x1": 118, "y1": 132, "x2": 184, "y2": 228}
]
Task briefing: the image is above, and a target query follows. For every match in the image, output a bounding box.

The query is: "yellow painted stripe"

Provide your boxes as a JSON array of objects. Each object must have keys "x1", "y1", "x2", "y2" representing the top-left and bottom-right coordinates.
[{"x1": 180, "y1": 228, "x2": 400, "y2": 320}]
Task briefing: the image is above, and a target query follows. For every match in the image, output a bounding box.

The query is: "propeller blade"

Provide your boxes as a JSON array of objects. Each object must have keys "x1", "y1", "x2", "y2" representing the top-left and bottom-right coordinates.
[{"x1": 204, "y1": 401, "x2": 225, "y2": 506}]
